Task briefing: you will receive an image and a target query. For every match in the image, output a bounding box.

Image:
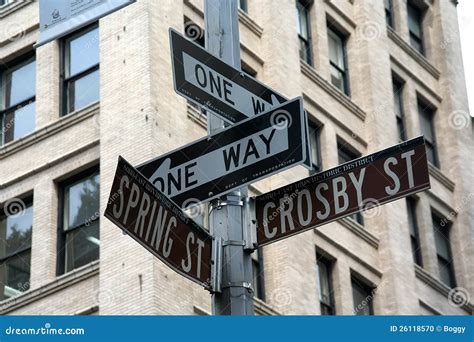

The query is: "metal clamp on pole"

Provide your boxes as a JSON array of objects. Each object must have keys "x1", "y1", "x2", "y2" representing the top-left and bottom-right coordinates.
[
  {"x1": 243, "y1": 196, "x2": 258, "y2": 250},
  {"x1": 210, "y1": 237, "x2": 222, "y2": 293},
  {"x1": 208, "y1": 197, "x2": 244, "y2": 213},
  {"x1": 221, "y1": 282, "x2": 254, "y2": 294}
]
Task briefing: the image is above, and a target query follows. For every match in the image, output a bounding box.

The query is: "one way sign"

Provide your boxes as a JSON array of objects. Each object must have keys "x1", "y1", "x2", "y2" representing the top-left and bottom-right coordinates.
[
  {"x1": 169, "y1": 28, "x2": 312, "y2": 169},
  {"x1": 137, "y1": 98, "x2": 307, "y2": 208}
]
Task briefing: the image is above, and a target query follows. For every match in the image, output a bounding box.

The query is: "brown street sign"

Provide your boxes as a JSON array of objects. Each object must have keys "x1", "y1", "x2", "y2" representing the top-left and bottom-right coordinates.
[
  {"x1": 104, "y1": 156, "x2": 212, "y2": 288},
  {"x1": 255, "y1": 136, "x2": 430, "y2": 246}
]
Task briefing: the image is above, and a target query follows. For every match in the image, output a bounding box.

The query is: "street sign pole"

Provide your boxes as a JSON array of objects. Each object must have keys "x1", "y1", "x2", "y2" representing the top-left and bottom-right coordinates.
[{"x1": 205, "y1": 0, "x2": 254, "y2": 315}]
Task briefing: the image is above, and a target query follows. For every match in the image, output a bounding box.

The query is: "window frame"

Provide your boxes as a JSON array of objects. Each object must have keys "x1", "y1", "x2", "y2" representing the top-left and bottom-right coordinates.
[
  {"x1": 57, "y1": 166, "x2": 100, "y2": 275},
  {"x1": 385, "y1": 0, "x2": 394, "y2": 28},
  {"x1": 407, "y1": 1, "x2": 425, "y2": 55},
  {"x1": 0, "y1": 53, "x2": 36, "y2": 146},
  {"x1": 296, "y1": 0, "x2": 313, "y2": 66},
  {"x1": 417, "y1": 99, "x2": 439, "y2": 167},
  {"x1": 0, "y1": 196, "x2": 33, "y2": 299},
  {"x1": 327, "y1": 26, "x2": 350, "y2": 96},
  {"x1": 238, "y1": 0, "x2": 248, "y2": 13},
  {"x1": 351, "y1": 275, "x2": 375, "y2": 315},
  {"x1": 316, "y1": 254, "x2": 336, "y2": 315},
  {"x1": 432, "y1": 211, "x2": 456, "y2": 288},
  {"x1": 406, "y1": 197, "x2": 423, "y2": 266},
  {"x1": 60, "y1": 23, "x2": 100, "y2": 116},
  {"x1": 392, "y1": 77, "x2": 407, "y2": 141},
  {"x1": 309, "y1": 120, "x2": 322, "y2": 174},
  {"x1": 337, "y1": 142, "x2": 364, "y2": 225}
]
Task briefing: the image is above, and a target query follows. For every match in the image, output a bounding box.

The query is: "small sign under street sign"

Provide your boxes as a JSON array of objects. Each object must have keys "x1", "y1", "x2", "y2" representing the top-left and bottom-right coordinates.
[
  {"x1": 137, "y1": 97, "x2": 307, "y2": 208},
  {"x1": 104, "y1": 156, "x2": 212, "y2": 288},
  {"x1": 169, "y1": 28, "x2": 312, "y2": 169},
  {"x1": 255, "y1": 136, "x2": 430, "y2": 246}
]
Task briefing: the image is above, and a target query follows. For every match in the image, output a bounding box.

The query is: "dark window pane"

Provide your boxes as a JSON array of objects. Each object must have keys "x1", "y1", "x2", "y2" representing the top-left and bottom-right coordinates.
[
  {"x1": 0, "y1": 250, "x2": 31, "y2": 300},
  {"x1": 68, "y1": 27, "x2": 100, "y2": 78},
  {"x1": 309, "y1": 123, "x2": 321, "y2": 173},
  {"x1": 328, "y1": 31, "x2": 344, "y2": 68},
  {"x1": 296, "y1": 2, "x2": 309, "y2": 40},
  {"x1": 69, "y1": 69, "x2": 100, "y2": 112},
  {"x1": 0, "y1": 204, "x2": 33, "y2": 258},
  {"x1": 438, "y1": 257, "x2": 455, "y2": 288},
  {"x1": 385, "y1": 0, "x2": 393, "y2": 27},
  {"x1": 407, "y1": 2, "x2": 423, "y2": 53},
  {"x1": 6, "y1": 60, "x2": 35, "y2": 107},
  {"x1": 434, "y1": 224, "x2": 450, "y2": 260},
  {"x1": 66, "y1": 173, "x2": 99, "y2": 230},
  {"x1": 65, "y1": 221, "x2": 100, "y2": 273},
  {"x1": 352, "y1": 278, "x2": 374, "y2": 315},
  {"x1": 3, "y1": 102, "x2": 36, "y2": 144},
  {"x1": 239, "y1": 0, "x2": 248, "y2": 13},
  {"x1": 330, "y1": 65, "x2": 345, "y2": 92}
]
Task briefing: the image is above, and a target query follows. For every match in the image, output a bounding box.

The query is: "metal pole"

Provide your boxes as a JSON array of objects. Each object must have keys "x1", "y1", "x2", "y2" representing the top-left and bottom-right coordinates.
[{"x1": 205, "y1": 0, "x2": 254, "y2": 315}]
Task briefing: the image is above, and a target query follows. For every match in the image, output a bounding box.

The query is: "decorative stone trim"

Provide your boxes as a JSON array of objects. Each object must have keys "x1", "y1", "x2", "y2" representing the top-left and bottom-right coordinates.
[
  {"x1": 414, "y1": 265, "x2": 473, "y2": 314},
  {"x1": 0, "y1": 102, "x2": 99, "y2": 160},
  {"x1": 419, "y1": 300, "x2": 442, "y2": 315},
  {"x1": 428, "y1": 163, "x2": 455, "y2": 192},
  {"x1": 1, "y1": 139, "x2": 100, "y2": 190},
  {"x1": 302, "y1": 93, "x2": 368, "y2": 147},
  {"x1": 0, "y1": 261, "x2": 99, "y2": 314},
  {"x1": 0, "y1": 0, "x2": 31, "y2": 18},
  {"x1": 314, "y1": 229, "x2": 383, "y2": 277},
  {"x1": 301, "y1": 61, "x2": 366, "y2": 121},
  {"x1": 425, "y1": 190, "x2": 457, "y2": 217},
  {"x1": 238, "y1": 9, "x2": 263, "y2": 38},
  {"x1": 75, "y1": 305, "x2": 99, "y2": 315},
  {"x1": 339, "y1": 217, "x2": 380, "y2": 249},
  {"x1": 387, "y1": 27, "x2": 441, "y2": 80},
  {"x1": 0, "y1": 24, "x2": 39, "y2": 48},
  {"x1": 324, "y1": 0, "x2": 356, "y2": 29}
]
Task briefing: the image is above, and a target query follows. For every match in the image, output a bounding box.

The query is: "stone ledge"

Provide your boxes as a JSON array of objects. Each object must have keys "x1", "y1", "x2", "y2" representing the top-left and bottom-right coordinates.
[
  {"x1": 238, "y1": 9, "x2": 263, "y2": 38},
  {"x1": 301, "y1": 61, "x2": 366, "y2": 121},
  {"x1": 338, "y1": 217, "x2": 380, "y2": 249},
  {"x1": 414, "y1": 264, "x2": 473, "y2": 314},
  {"x1": 0, "y1": 261, "x2": 100, "y2": 314},
  {"x1": 387, "y1": 27, "x2": 441, "y2": 80},
  {"x1": 1, "y1": 139, "x2": 100, "y2": 190},
  {"x1": 0, "y1": 102, "x2": 99, "y2": 160},
  {"x1": 193, "y1": 298, "x2": 279, "y2": 316},
  {"x1": 428, "y1": 163, "x2": 455, "y2": 192},
  {"x1": 187, "y1": 103, "x2": 207, "y2": 129},
  {"x1": 324, "y1": 0, "x2": 356, "y2": 29}
]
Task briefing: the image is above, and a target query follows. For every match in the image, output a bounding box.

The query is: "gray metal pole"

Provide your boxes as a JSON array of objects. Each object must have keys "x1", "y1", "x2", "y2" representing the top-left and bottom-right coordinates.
[{"x1": 204, "y1": 0, "x2": 254, "y2": 315}]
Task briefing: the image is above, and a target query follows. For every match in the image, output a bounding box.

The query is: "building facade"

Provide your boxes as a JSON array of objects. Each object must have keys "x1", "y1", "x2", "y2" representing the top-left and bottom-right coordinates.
[{"x1": 0, "y1": 0, "x2": 472, "y2": 315}]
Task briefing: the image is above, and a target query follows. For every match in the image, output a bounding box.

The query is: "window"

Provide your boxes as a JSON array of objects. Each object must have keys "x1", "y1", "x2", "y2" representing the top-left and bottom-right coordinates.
[
  {"x1": 385, "y1": 0, "x2": 394, "y2": 27},
  {"x1": 62, "y1": 24, "x2": 99, "y2": 115},
  {"x1": 309, "y1": 121, "x2": 322, "y2": 174},
  {"x1": 58, "y1": 170, "x2": 100, "y2": 274},
  {"x1": 328, "y1": 26, "x2": 349, "y2": 95},
  {"x1": 392, "y1": 79, "x2": 406, "y2": 141},
  {"x1": 418, "y1": 101, "x2": 439, "y2": 167},
  {"x1": 407, "y1": 2, "x2": 424, "y2": 54},
  {"x1": 251, "y1": 248, "x2": 265, "y2": 300},
  {"x1": 238, "y1": 0, "x2": 248, "y2": 13},
  {"x1": 0, "y1": 199, "x2": 32, "y2": 300},
  {"x1": 296, "y1": 0, "x2": 312, "y2": 65},
  {"x1": 0, "y1": 55, "x2": 36, "y2": 146},
  {"x1": 407, "y1": 197, "x2": 422, "y2": 266},
  {"x1": 337, "y1": 143, "x2": 363, "y2": 225},
  {"x1": 352, "y1": 276, "x2": 374, "y2": 315},
  {"x1": 316, "y1": 255, "x2": 335, "y2": 315},
  {"x1": 432, "y1": 212, "x2": 456, "y2": 288}
]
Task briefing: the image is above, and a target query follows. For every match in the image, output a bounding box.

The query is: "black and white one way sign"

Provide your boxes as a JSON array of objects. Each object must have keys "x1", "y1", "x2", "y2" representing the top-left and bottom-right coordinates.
[{"x1": 137, "y1": 98, "x2": 307, "y2": 208}]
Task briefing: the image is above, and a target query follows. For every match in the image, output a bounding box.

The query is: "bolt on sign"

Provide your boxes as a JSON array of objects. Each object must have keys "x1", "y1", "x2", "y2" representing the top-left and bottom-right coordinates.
[
  {"x1": 104, "y1": 157, "x2": 212, "y2": 288},
  {"x1": 137, "y1": 98, "x2": 307, "y2": 209},
  {"x1": 255, "y1": 136, "x2": 430, "y2": 246},
  {"x1": 169, "y1": 28, "x2": 312, "y2": 170}
]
